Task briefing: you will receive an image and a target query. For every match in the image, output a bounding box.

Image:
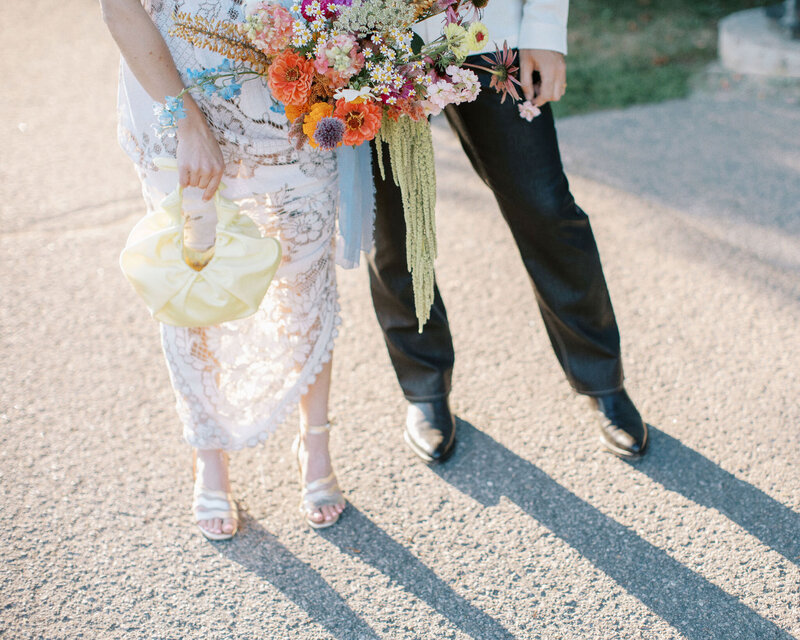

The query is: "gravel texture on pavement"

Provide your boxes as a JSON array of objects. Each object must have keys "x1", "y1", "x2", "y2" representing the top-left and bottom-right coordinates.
[{"x1": 2, "y1": 3, "x2": 799, "y2": 639}]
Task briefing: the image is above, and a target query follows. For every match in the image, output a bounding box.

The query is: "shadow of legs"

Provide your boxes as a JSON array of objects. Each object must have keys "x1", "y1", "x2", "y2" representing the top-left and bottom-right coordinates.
[
  {"x1": 433, "y1": 420, "x2": 793, "y2": 640},
  {"x1": 319, "y1": 506, "x2": 515, "y2": 640},
  {"x1": 627, "y1": 426, "x2": 800, "y2": 566},
  {"x1": 217, "y1": 512, "x2": 380, "y2": 640}
]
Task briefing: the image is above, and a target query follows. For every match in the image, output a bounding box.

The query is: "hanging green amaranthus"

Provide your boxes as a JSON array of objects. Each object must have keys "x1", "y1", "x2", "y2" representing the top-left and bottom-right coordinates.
[{"x1": 374, "y1": 117, "x2": 437, "y2": 332}]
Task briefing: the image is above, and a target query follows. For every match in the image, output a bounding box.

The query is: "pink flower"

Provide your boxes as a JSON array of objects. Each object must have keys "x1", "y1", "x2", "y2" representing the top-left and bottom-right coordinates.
[
  {"x1": 420, "y1": 80, "x2": 455, "y2": 116},
  {"x1": 241, "y1": 2, "x2": 294, "y2": 56},
  {"x1": 420, "y1": 63, "x2": 482, "y2": 116},
  {"x1": 312, "y1": 34, "x2": 364, "y2": 88},
  {"x1": 420, "y1": 101, "x2": 443, "y2": 117},
  {"x1": 466, "y1": 40, "x2": 523, "y2": 103},
  {"x1": 445, "y1": 65, "x2": 481, "y2": 103},
  {"x1": 431, "y1": 81, "x2": 458, "y2": 106},
  {"x1": 444, "y1": 6, "x2": 460, "y2": 24},
  {"x1": 518, "y1": 100, "x2": 541, "y2": 122}
]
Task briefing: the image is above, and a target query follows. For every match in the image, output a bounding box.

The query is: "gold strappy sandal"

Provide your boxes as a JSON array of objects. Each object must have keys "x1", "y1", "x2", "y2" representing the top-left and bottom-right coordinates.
[
  {"x1": 192, "y1": 451, "x2": 239, "y2": 541},
  {"x1": 292, "y1": 422, "x2": 345, "y2": 529}
]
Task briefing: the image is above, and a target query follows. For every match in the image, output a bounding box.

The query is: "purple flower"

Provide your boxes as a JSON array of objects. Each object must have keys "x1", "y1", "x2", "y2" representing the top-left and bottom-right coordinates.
[{"x1": 313, "y1": 116, "x2": 345, "y2": 150}]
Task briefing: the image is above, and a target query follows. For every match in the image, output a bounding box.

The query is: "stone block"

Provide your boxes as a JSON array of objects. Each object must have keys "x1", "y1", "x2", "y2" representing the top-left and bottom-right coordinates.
[{"x1": 719, "y1": 8, "x2": 800, "y2": 77}]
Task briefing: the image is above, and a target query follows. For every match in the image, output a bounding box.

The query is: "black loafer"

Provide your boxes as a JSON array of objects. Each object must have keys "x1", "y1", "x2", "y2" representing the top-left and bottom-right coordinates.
[
  {"x1": 589, "y1": 389, "x2": 648, "y2": 458},
  {"x1": 405, "y1": 398, "x2": 456, "y2": 463}
]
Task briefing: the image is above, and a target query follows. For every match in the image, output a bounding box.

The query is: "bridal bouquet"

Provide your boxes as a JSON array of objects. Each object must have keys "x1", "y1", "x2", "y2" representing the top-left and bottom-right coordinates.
[{"x1": 158, "y1": 0, "x2": 491, "y2": 329}]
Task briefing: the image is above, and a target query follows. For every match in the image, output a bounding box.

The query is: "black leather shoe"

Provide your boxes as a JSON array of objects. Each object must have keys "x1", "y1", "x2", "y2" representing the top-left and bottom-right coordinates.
[
  {"x1": 589, "y1": 389, "x2": 648, "y2": 458},
  {"x1": 405, "y1": 398, "x2": 456, "y2": 463}
]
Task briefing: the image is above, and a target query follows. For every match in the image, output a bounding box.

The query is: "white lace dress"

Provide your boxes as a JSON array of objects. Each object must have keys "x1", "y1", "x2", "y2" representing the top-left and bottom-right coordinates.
[{"x1": 118, "y1": 0, "x2": 340, "y2": 450}]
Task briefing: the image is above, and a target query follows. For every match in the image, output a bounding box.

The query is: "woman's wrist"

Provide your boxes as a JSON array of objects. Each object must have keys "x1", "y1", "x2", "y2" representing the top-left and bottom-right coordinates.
[{"x1": 177, "y1": 95, "x2": 209, "y2": 133}]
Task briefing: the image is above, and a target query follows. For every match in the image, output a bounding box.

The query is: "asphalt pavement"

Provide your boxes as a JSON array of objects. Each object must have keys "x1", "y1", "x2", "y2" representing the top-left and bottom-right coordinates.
[{"x1": 1, "y1": 2, "x2": 799, "y2": 639}]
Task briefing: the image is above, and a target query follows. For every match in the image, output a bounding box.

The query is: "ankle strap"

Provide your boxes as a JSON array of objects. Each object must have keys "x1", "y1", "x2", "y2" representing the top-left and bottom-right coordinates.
[{"x1": 301, "y1": 421, "x2": 331, "y2": 435}]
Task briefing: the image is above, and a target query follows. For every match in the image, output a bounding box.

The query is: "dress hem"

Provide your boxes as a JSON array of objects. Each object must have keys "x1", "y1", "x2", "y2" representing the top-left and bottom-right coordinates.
[{"x1": 182, "y1": 304, "x2": 342, "y2": 452}]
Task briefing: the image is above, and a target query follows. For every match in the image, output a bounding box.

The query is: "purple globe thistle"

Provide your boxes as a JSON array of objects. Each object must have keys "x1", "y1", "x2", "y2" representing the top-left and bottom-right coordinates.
[{"x1": 313, "y1": 116, "x2": 345, "y2": 150}]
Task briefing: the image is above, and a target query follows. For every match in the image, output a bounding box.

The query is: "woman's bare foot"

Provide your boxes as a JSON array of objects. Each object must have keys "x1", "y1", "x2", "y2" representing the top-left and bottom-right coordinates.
[
  {"x1": 295, "y1": 426, "x2": 345, "y2": 526},
  {"x1": 193, "y1": 449, "x2": 237, "y2": 537},
  {"x1": 296, "y1": 359, "x2": 342, "y2": 526}
]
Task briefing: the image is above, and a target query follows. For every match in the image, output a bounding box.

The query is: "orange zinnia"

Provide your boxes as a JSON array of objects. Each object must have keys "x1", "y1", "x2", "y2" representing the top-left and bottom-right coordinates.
[
  {"x1": 333, "y1": 99, "x2": 383, "y2": 146},
  {"x1": 284, "y1": 103, "x2": 308, "y2": 124},
  {"x1": 268, "y1": 51, "x2": 314, "y2": 107},
  {"x1": 302, "y1": 102, "x2": 335, "y2": 148}
]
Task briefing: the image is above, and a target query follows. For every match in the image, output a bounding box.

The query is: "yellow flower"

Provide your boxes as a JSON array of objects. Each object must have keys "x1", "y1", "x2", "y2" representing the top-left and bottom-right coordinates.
[
  {"x1": 285, "y1": 103, "x2": 309, "y2": 123},
  {"x1": 467, "y1": 22, "x2": 489, "y2": 52},
  {"x1": 302, "y1": 102, "x2": 334, "y2": 148},
  {"x1": 443, "y1": 23, "x2": 471, "y2": 58}
]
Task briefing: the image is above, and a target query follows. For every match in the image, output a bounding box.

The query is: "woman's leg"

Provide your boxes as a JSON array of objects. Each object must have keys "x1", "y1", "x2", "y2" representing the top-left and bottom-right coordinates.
[{"x1": 298, "y1": 357, "x2": 345, "y2": 525}]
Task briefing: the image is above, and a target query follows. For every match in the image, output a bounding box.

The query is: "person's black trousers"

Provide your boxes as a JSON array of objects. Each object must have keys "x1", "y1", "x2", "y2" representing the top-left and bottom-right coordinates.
[{"x1": 367, "y1": 64, "x2": 624, "y2": 401}]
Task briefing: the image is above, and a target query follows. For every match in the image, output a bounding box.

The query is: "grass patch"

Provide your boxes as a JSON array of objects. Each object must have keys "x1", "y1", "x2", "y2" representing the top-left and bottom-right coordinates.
[{"x1": 553, "y1": 0, "x2": 774, "y2": 116}]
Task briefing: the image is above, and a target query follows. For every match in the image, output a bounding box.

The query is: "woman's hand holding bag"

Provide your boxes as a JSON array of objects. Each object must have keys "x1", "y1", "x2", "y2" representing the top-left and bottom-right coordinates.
[{"x1": 119, "y1": 158, "x2": 282, "y2": 327}]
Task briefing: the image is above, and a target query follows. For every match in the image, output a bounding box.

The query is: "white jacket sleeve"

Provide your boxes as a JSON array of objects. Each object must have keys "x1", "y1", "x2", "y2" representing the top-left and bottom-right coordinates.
[{"x1": 519, "y1": 0, "x2": 569, "y2": 55}]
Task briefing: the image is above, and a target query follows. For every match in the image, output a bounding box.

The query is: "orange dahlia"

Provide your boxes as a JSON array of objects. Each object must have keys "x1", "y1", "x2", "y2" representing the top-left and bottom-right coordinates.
[
  {"x1": 302, "y1": 102, "x2": 335, "y2": 148},
  {"x1": 268, "y1": 51, "x2": 314, "y2": 107},
  {"x1": 333, "y1": 99, "x2": 383, "y2": 146}
]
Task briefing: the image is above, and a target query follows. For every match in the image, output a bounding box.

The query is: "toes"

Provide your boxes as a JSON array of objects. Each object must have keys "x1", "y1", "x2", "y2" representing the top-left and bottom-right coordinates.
[
  {"x1": 324, "y1": 505, "x2": 339, "y2": 522},
  {"x1": 310, "y1": 509, "x2": 325, "y2": 523},
  {"x1": 197, "y1": 517, "x2": 235, "y2": 536}
]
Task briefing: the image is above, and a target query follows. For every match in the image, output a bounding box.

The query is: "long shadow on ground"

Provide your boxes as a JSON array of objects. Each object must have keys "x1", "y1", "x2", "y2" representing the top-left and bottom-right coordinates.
[
  {"x1": 433, "y1": 419, "x2": 793, "y2": 640},
  {"x1": 319, "y1": 506, "x2": 515, "y2": 639},
  {"x1": 627, "y1": 427, "x2": 800, "y2": 567},
  {"x1": 219, "y1": 513, "x2": 380, "y2": 640}
]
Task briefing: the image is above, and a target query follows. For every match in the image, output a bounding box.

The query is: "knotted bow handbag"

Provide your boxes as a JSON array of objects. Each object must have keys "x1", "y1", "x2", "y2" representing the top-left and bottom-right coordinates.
[{"x1": 119, "y1": 161, "x2": 282, "y2": 327}]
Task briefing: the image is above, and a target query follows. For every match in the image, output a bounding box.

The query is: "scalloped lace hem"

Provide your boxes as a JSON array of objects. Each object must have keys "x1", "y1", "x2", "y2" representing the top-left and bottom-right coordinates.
[{"x1": 184, "y1": 308, "x2": 342, "y2": 452}]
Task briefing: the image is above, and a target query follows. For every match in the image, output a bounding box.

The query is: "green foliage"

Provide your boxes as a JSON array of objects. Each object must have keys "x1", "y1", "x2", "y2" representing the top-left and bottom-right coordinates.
[
  {"x1": 411, "y1": 32, "x2": 425, "y2": 55},
  {"x1": 375, "y1": 118, "x2": 437, "y2": 331},
  {"x1": 553, "y1": 0, "x2": 773, "y2": 116}
]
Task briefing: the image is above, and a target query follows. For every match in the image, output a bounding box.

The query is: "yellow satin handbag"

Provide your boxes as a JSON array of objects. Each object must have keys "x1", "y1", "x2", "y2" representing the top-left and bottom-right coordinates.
[{"x1": 119, "y1": 162, "x2": 282, "y2": 328}]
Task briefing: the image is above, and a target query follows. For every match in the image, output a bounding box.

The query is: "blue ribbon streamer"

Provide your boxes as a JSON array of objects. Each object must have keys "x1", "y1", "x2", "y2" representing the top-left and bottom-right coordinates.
[{"x1": 336, "y1": 143, "x2": 376, "y2": 269}]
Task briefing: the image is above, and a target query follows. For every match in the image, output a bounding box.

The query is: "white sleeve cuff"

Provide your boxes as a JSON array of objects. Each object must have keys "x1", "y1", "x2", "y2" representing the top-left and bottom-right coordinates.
[{"x1": 518, "y1": 21, "x2": 568, "y2": 55}]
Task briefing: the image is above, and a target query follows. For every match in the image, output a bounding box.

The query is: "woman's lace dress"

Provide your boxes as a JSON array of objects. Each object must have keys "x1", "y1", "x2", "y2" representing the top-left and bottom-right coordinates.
[{"x1": 118, "y1": 0, "x2": 340, "y2": 450}]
